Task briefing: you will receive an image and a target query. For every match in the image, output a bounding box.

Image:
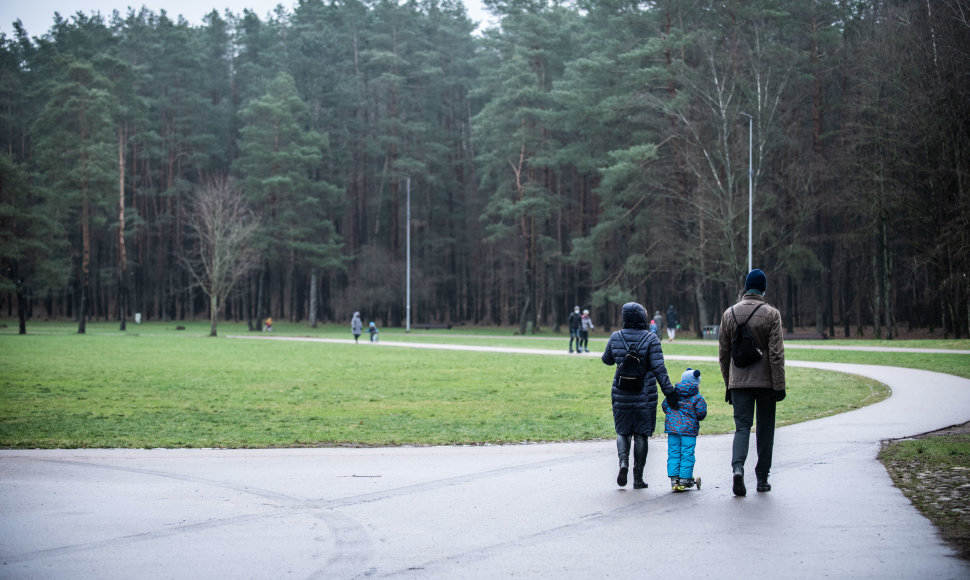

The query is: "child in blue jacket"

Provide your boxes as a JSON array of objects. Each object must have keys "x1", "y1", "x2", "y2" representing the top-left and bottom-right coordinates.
[{"x1": 662, "y1": 368, "x2": 708, "y2": 491}]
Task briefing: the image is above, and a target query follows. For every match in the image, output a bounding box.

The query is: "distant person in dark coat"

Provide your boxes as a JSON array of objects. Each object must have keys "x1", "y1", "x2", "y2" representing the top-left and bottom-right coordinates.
[
  {"x1": 666, "y1": 305, "x2": 679, "y2": 341},
  {"x1": 602, "y1": 302, "x2": 677, "y2": 489},
  {"x1": 568, "y1": 306, "x2": 582, "y2": 353}
]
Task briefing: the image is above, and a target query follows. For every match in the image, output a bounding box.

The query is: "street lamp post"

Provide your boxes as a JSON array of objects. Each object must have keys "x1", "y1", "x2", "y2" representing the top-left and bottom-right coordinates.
[
  {"x1": 740, "y1": 112, "x2": 753, "y2": 273},
  {"x1": 406, "y1": 175, "x2": 411, "y2": 333}
]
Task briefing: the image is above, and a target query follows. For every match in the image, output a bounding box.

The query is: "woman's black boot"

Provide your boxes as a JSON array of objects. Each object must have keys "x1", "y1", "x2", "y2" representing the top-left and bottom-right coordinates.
[
  {"x1": 616, "y1": 435, "x2": 631, "y2": 486},
  {"x1": 632, "y1": 434, "x2": 648, "y2": 488}
]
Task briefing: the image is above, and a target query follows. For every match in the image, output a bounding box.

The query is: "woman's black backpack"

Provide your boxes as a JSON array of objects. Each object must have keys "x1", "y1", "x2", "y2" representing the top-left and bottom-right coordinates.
[
  {"x1": 730, "y1": 303, "x2": 764, "y2": 368},
  {"x1": 616, "y1": 332, "x2": 647, "y2": 391}
]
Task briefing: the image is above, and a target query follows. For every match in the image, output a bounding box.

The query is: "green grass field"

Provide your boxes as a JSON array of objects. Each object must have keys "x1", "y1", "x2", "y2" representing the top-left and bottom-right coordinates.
[{"x1": 5, "y1": 319, "x2": 962, "y2": 449}]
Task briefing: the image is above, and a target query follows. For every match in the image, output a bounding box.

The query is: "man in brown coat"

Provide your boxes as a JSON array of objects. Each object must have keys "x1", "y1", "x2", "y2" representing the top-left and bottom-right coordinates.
[{"x1": 719, "y1": 269, "x2": 786, "y2": 496}]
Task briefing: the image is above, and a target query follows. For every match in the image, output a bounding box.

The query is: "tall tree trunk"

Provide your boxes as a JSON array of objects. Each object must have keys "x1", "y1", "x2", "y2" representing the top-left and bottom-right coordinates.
[
  {"x1": 882, "y1": 220, "x2": 893, "y2": 339},
  {"x1": 693, "y1": 275, "x2": 708, "y2": 337},
  {"x1": 287, "y1": 251, "x2": 295, "y2": 322},
  {"x1": 518, "y1": 295, "x2": 532, "y2": 336},
  {"x1": 785, "y1": 275, "x2": 794, "y2": 333},
  {"x1": 246, "y1": 272, "x2": 255, "y2": 331},
  {"x1": 256, "y1": 264, "x2": 266, "y2": 329},
  {"x1": 842, "y1": 257, "x2": 851, "y2": 338},
  {"x1": 15, "y1": 261, "x2": 26, "y2": 334},
  {"x1": 309, "y1": 268, "x2": 318, "y2": 328},
  {"x1": 873, "y1": 233, "x2": 881, "y2": 339},
  {"x1": 815, "y1": 218, "x2": 824, "y2": 336},
  {"x1": 78, "y1": 187, "x2": 90, "y2": 334},
  {"x1": 118, "y1": 126, "x2": 128, "y2": 331},
  {"x1": 209, "y1": 294, "x2": 218, "y2": 337}
]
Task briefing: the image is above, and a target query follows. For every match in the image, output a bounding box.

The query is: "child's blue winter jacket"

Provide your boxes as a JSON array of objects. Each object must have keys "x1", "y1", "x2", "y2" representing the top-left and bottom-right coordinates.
[{"x1": 662, "y1": 380, "x2": 708, "y2": 437}]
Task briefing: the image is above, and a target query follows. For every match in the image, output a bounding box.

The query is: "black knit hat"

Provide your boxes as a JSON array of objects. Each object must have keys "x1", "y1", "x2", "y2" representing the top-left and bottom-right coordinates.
[{"x1": 745, "y1": 269, "x2": 767, "y2": 293}]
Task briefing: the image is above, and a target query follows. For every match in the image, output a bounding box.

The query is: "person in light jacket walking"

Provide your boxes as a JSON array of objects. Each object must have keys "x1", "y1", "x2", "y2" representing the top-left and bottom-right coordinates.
[
  {"x1": 580, "y1": 309, "x2": 594, "y2": 353},
  {"x1": 351, "y1": 312, "x2": 363, "y2": 343}
]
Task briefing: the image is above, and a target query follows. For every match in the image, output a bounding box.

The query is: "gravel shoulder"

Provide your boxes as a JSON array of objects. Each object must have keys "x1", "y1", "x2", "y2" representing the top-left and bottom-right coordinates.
[{"x1": 881, "y1": 421, "x2": 970, "y2": 561}]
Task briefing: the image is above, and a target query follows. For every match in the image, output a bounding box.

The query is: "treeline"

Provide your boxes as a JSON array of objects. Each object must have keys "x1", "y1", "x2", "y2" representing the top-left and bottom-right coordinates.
[{"x1": 1, "y1": 0, "x2": 968, "y2": 338}]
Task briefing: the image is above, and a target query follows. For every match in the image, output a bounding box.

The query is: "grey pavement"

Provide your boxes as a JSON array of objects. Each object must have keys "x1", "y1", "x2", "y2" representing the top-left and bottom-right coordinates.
[{"x1": 2, "y1": 341, "x2": 970, "y2": 579}]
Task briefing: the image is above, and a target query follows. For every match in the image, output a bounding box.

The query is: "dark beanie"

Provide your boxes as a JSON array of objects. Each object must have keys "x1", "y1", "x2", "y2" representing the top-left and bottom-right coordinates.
[{"x1": 745, "y1": 269, "x2": 767, "y2": 293}]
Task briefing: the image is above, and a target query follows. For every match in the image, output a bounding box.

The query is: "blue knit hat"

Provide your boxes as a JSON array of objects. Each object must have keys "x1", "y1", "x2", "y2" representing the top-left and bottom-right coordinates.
[
  {"x1": 681, "y1": 368, "x2": 701, "y2": 385},
  {"x1": 745, "y1": 269, "x2": 767, "y2": 294}
]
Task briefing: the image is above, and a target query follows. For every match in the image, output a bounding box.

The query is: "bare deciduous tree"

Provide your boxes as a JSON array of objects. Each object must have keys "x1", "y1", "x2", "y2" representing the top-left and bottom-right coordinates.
[{"x1": 182, "y1": 177, "x2": 261, "y2": 337}]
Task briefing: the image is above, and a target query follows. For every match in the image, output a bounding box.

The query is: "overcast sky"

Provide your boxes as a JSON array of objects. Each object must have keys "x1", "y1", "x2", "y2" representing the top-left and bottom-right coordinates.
[{"x1": 1, "y1": 0, "x2": 495, "y2": 37}]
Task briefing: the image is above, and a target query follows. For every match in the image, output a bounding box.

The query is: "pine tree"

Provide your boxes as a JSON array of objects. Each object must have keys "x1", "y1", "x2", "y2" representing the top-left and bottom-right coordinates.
[{"x1": 32, "y1": 55, "x2": 117, "y2": 333}]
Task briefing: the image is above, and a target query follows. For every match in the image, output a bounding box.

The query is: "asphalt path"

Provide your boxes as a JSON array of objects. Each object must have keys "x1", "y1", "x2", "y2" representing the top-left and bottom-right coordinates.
[{"x1": 2, "y1": 337, "x2": 970, "y2": 579}]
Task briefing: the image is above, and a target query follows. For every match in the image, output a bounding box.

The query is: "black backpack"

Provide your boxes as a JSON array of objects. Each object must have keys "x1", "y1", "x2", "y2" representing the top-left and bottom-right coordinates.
[
  {"x1": 616, "y1": 332, "x2": 647, "y2": 391},
  {"x1": 730, "y1": 303, "x2": 765, "y2": 368}
]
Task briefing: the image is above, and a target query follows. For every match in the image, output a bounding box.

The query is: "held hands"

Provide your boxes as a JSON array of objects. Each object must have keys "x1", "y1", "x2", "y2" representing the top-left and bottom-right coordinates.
[{"x1": 665, "y1": 389, "x2": 680, "y2": 410}]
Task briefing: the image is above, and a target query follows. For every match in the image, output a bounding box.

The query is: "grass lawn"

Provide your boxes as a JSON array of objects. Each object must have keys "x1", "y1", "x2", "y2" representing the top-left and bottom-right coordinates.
[{"x1": 0, "y1": 320, "x2": 891, "y2": 448}]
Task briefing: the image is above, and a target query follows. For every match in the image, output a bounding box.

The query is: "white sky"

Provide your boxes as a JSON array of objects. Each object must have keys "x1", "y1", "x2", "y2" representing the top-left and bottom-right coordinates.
[{"x1": 1, "y1": 0, "x2": 495, "y2": 37}]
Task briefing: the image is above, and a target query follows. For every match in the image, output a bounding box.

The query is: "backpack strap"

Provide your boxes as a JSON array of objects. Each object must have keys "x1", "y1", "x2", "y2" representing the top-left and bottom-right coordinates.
[
  {"x1": 617, "y1": 330, "x2": 645, "y2": 357},
  {"x1": 744, "y1": 303, "x2": 764, "y2": 325},
  {"x1": 617, "y1": 331, "x2": 630, "y2": 353}
]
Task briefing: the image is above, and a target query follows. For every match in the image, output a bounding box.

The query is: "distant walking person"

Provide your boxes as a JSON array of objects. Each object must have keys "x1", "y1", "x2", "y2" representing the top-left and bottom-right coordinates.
[
  {"x1": 653, "y1": 310, "x2": 664, "y2": 340},
  {"x1": 666, "y1": 305, "x2": 679, "y2": 341},
  {"x1": 580, "y1": 309, "x2": 594, "y2": 353},
  {"x1": 368, "y1": 321, "x2": 380, "y2": 343},
  {"x1": 351, "y1": 312, "x2": 363, "y2": 343},
  {"x1": 264, "y1": 317, "x2": 273, "y2": 332},
  {"x1": 602, "y1": 302, "x2": 677, "y2": 489},
  {"x1": 719, "y1": 269, "x2": 786, "y2": 496},
  {"x1": 568, "y1": 306, "x2": 582, "y2": 353}
]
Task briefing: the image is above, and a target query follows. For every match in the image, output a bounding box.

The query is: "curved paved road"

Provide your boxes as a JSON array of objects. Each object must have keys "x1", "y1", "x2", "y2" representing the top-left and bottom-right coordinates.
[{"x1": 2, "y1": 339, "x2": 969, "y2": 579}]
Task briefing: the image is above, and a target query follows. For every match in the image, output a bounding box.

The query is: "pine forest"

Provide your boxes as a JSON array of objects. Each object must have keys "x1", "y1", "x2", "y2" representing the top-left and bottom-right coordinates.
[{"x1": 1, "y1": 0, "x2": 968, "y2": 338}]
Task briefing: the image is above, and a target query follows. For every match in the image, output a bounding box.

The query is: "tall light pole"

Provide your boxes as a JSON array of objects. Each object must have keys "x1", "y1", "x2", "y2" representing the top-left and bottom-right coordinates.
[
  {"x1": 406, "y1": 176, "x2": 411, "y2": 333},
  {"x1": 740, "y1": 112, "x2": 753, "y2": 273}
]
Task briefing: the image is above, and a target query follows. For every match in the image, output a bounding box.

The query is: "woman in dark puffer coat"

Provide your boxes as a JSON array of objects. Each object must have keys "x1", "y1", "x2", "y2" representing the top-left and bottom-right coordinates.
[{"x1": 602, "y1": 302, "x2": 676, "y2": 488}]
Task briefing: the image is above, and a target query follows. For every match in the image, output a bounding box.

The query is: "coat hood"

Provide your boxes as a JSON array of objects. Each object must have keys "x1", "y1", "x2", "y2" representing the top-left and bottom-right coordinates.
[
  {"x1": 674, "y1": 380, "x2": 700, "y2": 398},
  {"x1": 622, "y1": 302, "x2": 648, "y2": 329}
]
